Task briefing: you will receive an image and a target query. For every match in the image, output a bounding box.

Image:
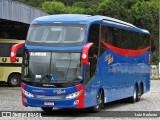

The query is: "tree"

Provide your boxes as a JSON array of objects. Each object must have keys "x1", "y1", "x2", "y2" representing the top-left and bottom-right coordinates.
[
  {"x1": 65, "y1": 6, "x2": 86, "y2": 14},
  {"x1": 130, "y1": 0, "x2": 159, "y2": 64},
  {"x1": 41, "y1": 1, "x2": 66, "y2": 14},
  {"x1": 97, "y1": 0, "x2": 126, "y2": 20}
]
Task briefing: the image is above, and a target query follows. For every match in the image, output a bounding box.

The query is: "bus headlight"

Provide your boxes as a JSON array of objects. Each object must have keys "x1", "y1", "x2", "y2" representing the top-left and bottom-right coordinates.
[
  {"x1": 65, "y1": 90, "x2": 82, "y2": 99},
  {"x1": 22, "y1": 89, "x2": 34, "y2": 98}
]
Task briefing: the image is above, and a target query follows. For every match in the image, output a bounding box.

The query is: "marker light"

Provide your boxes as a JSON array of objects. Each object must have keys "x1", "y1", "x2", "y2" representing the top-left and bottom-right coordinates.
[
  {"x1": 65, "y1": 90, "x2": 82, "y2": 99},
  {"x1": 82, "y1": 54, "x2": 87, "y2": 59},
  {"x1": 10, "y1": 52, "x2": 14, "y2": 57},
  {"x1": 74, "y1": 100, "x2": 79, "y2": 105},
  {"x1": 22, "y1": 89, "x2": 34, "y2": 98}
]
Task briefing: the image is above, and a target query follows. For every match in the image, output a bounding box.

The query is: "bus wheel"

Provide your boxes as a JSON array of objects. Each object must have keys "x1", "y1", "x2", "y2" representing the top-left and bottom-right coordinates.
[
  {"x1": 8, "y1": 74, "x2": 21, "y2": 87},
  {"x1": 41, "y1": 107, "x2": 53, "y2": 112},
  {"x1": 89, "y1": 90, "x2": 104, "y2": 112},
  {"x1": 129, "y1": 85, "x2": 138, "y2": 103}
]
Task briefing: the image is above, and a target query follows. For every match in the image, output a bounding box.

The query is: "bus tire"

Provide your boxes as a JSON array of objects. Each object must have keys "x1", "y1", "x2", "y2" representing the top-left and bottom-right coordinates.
[
  {"x1": 41, "y1": 107, "x2": 53, "y2": 112},
  {"x1": 137, "y1": 84, "x2": 143, "y2": 102},
  {"x1": 129, "y1": 85, "x2": 138, "y2": 103},
  {"x1": 89, "y1": 90, "x2": 104, "y2": 112},
  {"x1": 8, "y1": 74, "x2": 21, "y2": 87}
]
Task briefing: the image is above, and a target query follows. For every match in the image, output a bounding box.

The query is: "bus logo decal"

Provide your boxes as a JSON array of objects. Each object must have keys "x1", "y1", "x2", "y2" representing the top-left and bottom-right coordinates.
[
  {"x1": 53, "y1": 89, "x2": 66, "y2": 94},
  {"x1": 105, "y1": 54, "x2": 114, "y2": 65}
]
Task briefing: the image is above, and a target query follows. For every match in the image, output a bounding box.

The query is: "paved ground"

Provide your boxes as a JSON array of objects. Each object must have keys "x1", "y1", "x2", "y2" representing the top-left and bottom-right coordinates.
[{"x1": 0, "y1": 80, "x2": 159, "y2": 120}]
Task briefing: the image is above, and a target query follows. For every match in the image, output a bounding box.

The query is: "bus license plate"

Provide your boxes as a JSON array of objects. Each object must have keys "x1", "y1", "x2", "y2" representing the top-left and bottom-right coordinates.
[{"x1": 44, "y1": 102, "x2": 54, "y2": 106}]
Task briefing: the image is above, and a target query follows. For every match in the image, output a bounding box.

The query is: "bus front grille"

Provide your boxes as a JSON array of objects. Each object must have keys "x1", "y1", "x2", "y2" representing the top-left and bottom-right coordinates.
[{"x1": 34, "y1": 95, "x2": 66, "y2": 100}]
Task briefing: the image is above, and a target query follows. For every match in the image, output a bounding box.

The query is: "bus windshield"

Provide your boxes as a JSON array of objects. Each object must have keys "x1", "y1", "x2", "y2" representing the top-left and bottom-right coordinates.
[
  {"x1": 22, "y1": 52, "x2": 83, "y2": 83},
  {"x1": 26, "y1": 24, "x2": 86, "y2": 46}
]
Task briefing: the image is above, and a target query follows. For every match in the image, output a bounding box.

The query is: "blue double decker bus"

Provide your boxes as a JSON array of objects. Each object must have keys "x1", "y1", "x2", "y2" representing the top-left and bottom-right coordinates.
[{"x1": 10, "y1": 14, "x2": 151, "y2": 112}]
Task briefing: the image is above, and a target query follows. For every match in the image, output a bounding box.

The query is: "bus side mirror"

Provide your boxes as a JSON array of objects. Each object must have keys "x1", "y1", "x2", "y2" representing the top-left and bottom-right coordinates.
[
  {"x1": 81, "y1": 43, "x2": 94, "y2": 65},
  {"x1": 10, "y1": 42, "x2": 25, "y2": 63}
]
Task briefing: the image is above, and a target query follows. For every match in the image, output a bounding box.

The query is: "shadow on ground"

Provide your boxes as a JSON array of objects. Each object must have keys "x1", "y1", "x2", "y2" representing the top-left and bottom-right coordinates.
[{"x1": 0, "y1": 83, "x2": 8, "y2": 87}]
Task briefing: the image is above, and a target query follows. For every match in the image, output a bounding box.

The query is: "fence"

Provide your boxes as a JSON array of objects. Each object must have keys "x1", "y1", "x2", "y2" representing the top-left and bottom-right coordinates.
[{"x1": 150, "y1": 65, "x2": 159, "y2": 79}]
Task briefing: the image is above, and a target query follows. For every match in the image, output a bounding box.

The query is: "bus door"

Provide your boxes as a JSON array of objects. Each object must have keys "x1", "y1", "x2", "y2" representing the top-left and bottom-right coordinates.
[{"x1": 85, "y1": 24, "x2": 100, "y2": 104}]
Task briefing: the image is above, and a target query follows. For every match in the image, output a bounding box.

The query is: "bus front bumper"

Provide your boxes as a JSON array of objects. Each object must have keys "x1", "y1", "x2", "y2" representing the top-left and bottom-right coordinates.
[
  {"x1": 23, "y1": 96, "x2": 79, "y2": 108},
  {"x1": 21, "y1": 83, "x2": 85, "y2": 108}
]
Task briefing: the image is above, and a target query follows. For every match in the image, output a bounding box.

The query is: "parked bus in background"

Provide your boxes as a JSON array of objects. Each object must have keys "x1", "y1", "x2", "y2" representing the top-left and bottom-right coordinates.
[
  {"x1": 11, "y1": 14, "x2": 151, "y2": 112},
  {"x1": 0, "y1": 39, "x2": 24, "y2": 87}
]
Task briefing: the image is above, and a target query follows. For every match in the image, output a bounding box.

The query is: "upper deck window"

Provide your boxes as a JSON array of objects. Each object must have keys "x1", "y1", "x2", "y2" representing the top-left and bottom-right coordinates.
[{"x1": 26, "y1": 24, "x2": 87, "y2": 46}]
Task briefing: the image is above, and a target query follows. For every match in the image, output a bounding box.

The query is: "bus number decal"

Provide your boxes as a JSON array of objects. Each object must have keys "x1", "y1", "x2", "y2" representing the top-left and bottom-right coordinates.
[{"x1": 30, "y1": 52, "x2": 47, "y2": 56}]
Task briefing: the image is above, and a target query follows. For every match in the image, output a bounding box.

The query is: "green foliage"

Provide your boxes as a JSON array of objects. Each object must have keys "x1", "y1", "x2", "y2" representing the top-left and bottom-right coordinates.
[
  {"x1": 85, "y1": 5, "x2": 99, "y2": 15},
  {"x1": 97, "y1": 0, "x2": 126, "y2": 19},
  {"x1": 41, "y1": 1, "x2": 86, "y2": 14},
  {"x1": 41, "y1": 1, "x2": 66, "y2": 14},
  {"x1": 152, "y1": 52, "x2": 159, "y2": 65},
  {"x1": 72, "y1": 2, "x2": 86, "y2": 8},
  {"x1": 65, "y1": 6, "x2": 86, "y2": 14},
  {"x1": 56, "y1": 0, "x2": 78, "y2": 6}
]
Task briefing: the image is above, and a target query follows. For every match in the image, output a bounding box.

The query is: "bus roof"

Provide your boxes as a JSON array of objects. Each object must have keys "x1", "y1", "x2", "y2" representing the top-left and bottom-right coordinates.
[{"x1": 32, "y1": 14, "x2": 150, "y2": 34}]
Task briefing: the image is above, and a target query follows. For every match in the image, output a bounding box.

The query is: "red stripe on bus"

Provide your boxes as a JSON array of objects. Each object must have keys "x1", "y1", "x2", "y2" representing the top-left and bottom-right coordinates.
[
  {"x1": 76, "y1": 85, "x2": 85, "y2": 108},
  {"x1": 21, "y1": 83, "x2": 26, "y2": 106},
  {"x1": 21, "y1": 83, "x2": 25, "y2": 89},
  {"x1": 101, "y1": 40, "x2": 150, "y2": 56}
]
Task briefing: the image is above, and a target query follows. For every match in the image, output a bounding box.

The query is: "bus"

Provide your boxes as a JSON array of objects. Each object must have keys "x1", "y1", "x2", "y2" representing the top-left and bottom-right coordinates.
[
  {"x1": 10, "y1": 14, "x2": 151, "y2": 112},
  {"x1": 0, "y1": 39, "x2": 24, "y2": 87}
]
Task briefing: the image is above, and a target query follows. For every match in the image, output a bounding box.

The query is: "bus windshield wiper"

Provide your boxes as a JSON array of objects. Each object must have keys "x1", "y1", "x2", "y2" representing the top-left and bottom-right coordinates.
[
  {"x1": 22, "y1": 78, "x2": 31, "y2": 84},
  {"x1": 40, "y1": 74, "x2": 50, "y2": 82},
  {"x1": 53, "y1": 79, "x2": 82, "y2": 83},
  {"x1": 67, "y1": 79, "x2": 83, "y2": 83}
]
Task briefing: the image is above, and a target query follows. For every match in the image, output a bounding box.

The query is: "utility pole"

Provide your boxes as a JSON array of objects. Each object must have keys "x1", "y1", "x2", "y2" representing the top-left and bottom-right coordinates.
[
  {"x1": 159, "y1": 2, "x2": 160, "y2": 78},
  {"x1": 159, "y1": 30, "x2": 160, "y2": 78}
]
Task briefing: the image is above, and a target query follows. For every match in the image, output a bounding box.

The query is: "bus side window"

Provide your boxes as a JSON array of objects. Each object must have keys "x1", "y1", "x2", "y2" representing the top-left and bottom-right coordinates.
[
  {"x1": 137, "y1": 33, "x2": 150, "y2": 49},
  {"x1": 0, "y1": 43, "x2": 10, "y2": 57},
  {"x1": 130, "y1": 32, "x2": 138, "y2": 50},
  {"x1": 112, "y1": 27, "x2": 119, "y2": 47},
  {"x1": 100, "y1": 25, "x2": 113, "y2": 56},
  {"x1": 100, "y1": 25, "x2": 107, "y2": 56}
]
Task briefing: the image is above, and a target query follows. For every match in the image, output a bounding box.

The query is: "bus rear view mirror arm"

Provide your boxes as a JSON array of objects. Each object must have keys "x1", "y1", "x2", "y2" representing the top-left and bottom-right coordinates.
[
  {"x1": 81, "y1": 43, "x2": 94, "y2": 65},
  {"x1": 10, "y1": 42, "x2": 25, "y2": 63}
]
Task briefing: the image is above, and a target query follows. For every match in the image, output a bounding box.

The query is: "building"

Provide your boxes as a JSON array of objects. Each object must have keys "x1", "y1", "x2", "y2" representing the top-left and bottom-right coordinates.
[{"x1": 0, "y1": 0, "x2": 48, "y2": 40}]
